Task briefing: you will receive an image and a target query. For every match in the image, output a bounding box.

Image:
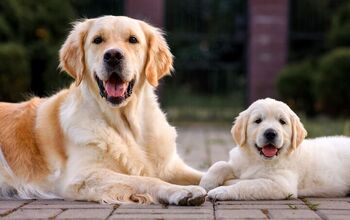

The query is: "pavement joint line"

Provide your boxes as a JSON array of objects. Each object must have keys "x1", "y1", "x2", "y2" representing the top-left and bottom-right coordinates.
[
  {"x1": 301, "y1": 198, "x2": 325, "y2": 220},
  {"x1": 261, "y1": 208, "x2": 270, "y2": 219},
  {"x1": 0, "y1": 199, "x2": 34, "y2": 217},
  {"x1": 315, "y1": 210, "x2": 328, "y2": 220},
  {"x1": 212, "y1": 200, "x2": 217, "y2": 220},
  {"x1": 48, "y1": 208, "x2": 66, "y2": 220},
  {"x1": 104, "y1": 204, "x2": 120, "y2": 220},
  {"x1": 301, "y1": 198, "x2": 320, "y2": 211}
]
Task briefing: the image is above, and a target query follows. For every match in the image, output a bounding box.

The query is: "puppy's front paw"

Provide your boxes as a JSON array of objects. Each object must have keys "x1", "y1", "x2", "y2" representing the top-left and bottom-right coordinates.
[
  {"x1": 159, "y1": 185, "x2": 206, "y2": 206},
  {"x1": 208, "y1": 186, "x2": 234, "y2": 201},
  {"x1": 199, "y1": 176, "x2": 220, "y2": 192}
]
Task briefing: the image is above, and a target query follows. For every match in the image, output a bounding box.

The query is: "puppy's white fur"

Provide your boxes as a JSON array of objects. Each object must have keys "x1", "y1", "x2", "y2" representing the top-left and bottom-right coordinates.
[{"x1": 200, "y1": 98, "x2": 350, "y2": 200}]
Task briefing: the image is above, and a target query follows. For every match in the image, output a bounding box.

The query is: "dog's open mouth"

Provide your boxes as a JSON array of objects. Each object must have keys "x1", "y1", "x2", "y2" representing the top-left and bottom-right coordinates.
[
  {"x1": 256, "y1": 143, "x2": 280, "y2": 158},
  {"x1": 95, "y1": 73, "x2": 135, "y2": 105}
]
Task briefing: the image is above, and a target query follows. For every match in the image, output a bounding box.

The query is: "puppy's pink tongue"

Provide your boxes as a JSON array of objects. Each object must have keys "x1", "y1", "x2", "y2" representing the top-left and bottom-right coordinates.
[
  {"x1": 105, "y1": 80, "x2": 128, "y2": 97},
  {"x1": 262, "y1": 145, "x2": 278, "y2": 157}
]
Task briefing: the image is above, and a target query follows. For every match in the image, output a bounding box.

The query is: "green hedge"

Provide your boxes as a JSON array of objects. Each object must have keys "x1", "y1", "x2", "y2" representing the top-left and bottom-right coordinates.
[
  {"x1": 316, "y1": 48, "x2": 350, "y2": 115},
  {"x1": 277, "y1": 61, "x2": 317, "y2": 115},
  {"x1": 278, "y1": 48, "x2": 350, "y2": 116},
  {"x1": 279, "y1": 1, "x2": 350, "y2": 117}
]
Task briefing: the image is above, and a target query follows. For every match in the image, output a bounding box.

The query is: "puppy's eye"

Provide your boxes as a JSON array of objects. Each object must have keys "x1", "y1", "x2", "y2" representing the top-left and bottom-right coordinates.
[
  {"x1": 279, "y1": 119, "x2": 286, "y2": 125},
  {"x1": 254, "y1": 118, "x2": 262, "y2": 124},
  {"x1": 129, "y1": 36, "x2": 138, "y2": 44},
  {"x1": 93, "y1": 36, "x2": 103, "y2": 44}
]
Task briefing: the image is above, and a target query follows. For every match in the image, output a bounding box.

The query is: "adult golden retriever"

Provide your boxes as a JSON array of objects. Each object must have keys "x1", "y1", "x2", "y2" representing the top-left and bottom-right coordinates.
[
  {"x1": 0, "y1": 16, "x2": 206, "y2": 205},
  {"x1": 200, "y1": 98, "x2": 350, "y2": 200}
]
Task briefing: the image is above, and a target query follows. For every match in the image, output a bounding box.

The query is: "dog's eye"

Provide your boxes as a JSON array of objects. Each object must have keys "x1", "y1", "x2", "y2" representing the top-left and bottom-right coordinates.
[
  {"x1": 129, "y1": 36, "x2": 138, "y2": 44},
  {"x1": 93, "y1": 36, "x2": 103, "y2": 44},
  {"x1": 254, "y1": 118, "x2": 262, "y2": 124},
  {"x1": 279, "y1": 119, "x2": 286, "y2": 125}
]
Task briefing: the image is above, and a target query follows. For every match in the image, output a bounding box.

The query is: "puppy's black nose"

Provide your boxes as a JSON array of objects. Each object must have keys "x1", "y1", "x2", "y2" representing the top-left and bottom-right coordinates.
[
  {"x1": 104, "y1": 49, "x2": 124, "y2": 66},
  {"x1": 264, "y1": 128, "x2": 277, "y2": 141}
]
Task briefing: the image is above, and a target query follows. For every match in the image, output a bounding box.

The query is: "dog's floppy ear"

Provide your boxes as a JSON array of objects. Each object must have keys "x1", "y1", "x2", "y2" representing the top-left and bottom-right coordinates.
[
  {"x1": 59, "y1": 19, "x2": 91, "y2": 86},
  {"x1": 290, "y1": 113, "x2": 307, "y2": 149},
  {"x1": 140, "y1": 21, "x2": 174, "y2": 87},
  {"x1": 231, "y1": 110, "x2": 249, "y2": 147}
]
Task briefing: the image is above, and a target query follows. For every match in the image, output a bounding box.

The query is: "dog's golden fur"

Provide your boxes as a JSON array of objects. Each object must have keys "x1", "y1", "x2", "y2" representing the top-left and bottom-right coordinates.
[{"x1": 0, "y1": 16, "x2": 205, "y2": 205}]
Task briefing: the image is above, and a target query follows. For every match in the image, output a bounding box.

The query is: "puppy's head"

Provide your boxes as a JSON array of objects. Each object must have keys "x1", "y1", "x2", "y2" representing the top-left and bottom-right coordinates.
[
  {"x1": 59, "y1": 16, "x2": 173, "y2": 107},
  {"x1": 231, "y1": 98, "x2": 307, "y2": 160}
]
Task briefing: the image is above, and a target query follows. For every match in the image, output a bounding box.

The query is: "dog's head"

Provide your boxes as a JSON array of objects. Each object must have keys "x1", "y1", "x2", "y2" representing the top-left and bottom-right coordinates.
[
  {"x1": 59, "y1": 16, "x2": 173, "y2": 107},
  {"x1": 231, "y1": 98, "x2": 307, "y2": 160}
]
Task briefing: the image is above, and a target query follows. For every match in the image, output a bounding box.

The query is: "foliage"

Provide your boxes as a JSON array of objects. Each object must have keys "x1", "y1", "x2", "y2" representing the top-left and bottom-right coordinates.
[
  {"x1": 0, "y1": 0, "x2": 75, "y2": 101},
  {"x1": 316, "y1": 48, "x2": 350, "y2": 115},
  {"x1": 277, "y1": 61, "x2": 316, "y2": 116},
  {"x1": 0, "y1": 43, "x2": 30, "y2": 101},
  {"x1": 279, "y1": 0, "x2": 350, "y2": 117}
]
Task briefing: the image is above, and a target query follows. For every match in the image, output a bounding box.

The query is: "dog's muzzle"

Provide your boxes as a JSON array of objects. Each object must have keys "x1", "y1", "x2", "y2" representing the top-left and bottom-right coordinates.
[{"x1": 95, "y1": 73, "x2": 135, "y2": 106}]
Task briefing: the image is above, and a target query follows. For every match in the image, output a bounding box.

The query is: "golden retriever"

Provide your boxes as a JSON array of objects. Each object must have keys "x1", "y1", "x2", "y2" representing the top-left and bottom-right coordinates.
[
  {"x1": 0, "y1": 16, "x2": 206, "y2": 205},
  {"x1": 200, "y1": 98, "x2": 350, "y2": 200}
]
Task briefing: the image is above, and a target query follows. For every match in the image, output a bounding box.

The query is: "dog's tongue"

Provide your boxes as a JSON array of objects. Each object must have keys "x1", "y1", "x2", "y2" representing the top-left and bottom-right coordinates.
[
  {"x1": 105, "y1": 77, "x2": 128, "y2": 97},
  {"x1": 262, "y1": 144, "x2": 278, "y2": 157}
]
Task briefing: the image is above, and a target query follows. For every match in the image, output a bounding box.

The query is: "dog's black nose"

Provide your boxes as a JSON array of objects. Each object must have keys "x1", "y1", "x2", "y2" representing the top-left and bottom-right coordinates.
[
  {"x1": 104, "y1": 49, "x2": 124, "y2": 66},
  {"x1": 264, "y1": 128, "x2": 277, "y2": 141}
]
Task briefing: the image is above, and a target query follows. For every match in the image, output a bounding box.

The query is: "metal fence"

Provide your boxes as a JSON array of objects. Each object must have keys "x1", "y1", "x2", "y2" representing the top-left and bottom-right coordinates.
[
  {"x1": 288, "y1": 0, "x2": 346, "y2": 61},
  {"x1": 164, "y1": 0, "x2": 247, "y2": 95}
]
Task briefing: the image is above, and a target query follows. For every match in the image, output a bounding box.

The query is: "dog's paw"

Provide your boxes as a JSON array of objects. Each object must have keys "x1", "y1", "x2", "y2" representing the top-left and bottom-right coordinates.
[
  {"x1": 159, "y1": 185, "x2": 206, "y2": 206},
  {"x1": 199, "y1": 176, "x2": 220, "y2": 192},
  {"x1": 207, "y1": 186, "x2": 234, "y2": 201}
]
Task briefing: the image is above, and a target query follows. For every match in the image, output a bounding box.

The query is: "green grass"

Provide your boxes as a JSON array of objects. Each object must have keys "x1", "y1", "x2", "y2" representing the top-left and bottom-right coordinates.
[
  {"x1": 301, "y1": 115, "x2": 350, "y2": 138},
  {"x1": 161, "y1": 91, "x2": 350, "y2": 138},
  {"x1": 161, "y1": 89, "x2": 245, "y2": 122}
]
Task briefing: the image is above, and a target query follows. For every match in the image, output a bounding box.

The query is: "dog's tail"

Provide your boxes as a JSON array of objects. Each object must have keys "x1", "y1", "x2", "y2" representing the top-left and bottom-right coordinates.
[{"x1": 0, "y1": 145, "x2": 60, "y2": 199}]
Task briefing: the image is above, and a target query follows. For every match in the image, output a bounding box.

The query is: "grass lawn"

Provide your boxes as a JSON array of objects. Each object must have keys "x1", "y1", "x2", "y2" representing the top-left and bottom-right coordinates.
[
  {"x1": 301, "y1": 116, "x2": 350, "y2": 138},
  {"x1": 161, "y1": 92, "x2": 350, "y2": 138}
]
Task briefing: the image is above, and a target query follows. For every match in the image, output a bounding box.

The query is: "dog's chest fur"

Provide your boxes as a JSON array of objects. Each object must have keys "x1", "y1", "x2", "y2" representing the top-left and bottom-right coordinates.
[{"x1": 56, "y1": 85, "x2": 174, "y2": 179}]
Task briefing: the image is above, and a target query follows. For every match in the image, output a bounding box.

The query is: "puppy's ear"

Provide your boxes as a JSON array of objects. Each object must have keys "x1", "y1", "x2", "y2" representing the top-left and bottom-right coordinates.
[
  {"x1": 231, "y1": 111, "x2": 249, "y2": 147},
  {"x1": 140, "y1": 21, "x2": 174, "y2": 87},
  {"x1": 290, "y1": 113, "x2": 307, "y2": 149},
  {"x1": 59, "y1": 19, "x2": 90, "y2": 86}
]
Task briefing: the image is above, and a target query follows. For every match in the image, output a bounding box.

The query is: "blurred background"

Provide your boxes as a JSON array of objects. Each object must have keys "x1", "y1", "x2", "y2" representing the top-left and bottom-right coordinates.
[{"x1": 0, "y1": 0, "x2": 350, "y2": 137}]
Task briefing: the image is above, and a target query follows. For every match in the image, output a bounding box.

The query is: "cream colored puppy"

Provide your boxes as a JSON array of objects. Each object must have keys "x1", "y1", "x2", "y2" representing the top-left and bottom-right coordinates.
[
  {"x1": 200, "y1": 98, "x2": 350, "y2": 200},
  {"x1": 0, "y1": 16, "x2": 206, "y2": 205}
]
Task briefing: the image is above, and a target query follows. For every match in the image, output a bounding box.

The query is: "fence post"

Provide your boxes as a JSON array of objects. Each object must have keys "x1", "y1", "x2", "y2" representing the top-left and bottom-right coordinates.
[{"x1": 247, "y1": 0, "x2": 289, "y2": 103}]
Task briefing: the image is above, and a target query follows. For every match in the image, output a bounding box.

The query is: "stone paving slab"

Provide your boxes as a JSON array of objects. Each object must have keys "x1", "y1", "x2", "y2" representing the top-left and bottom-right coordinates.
[
  {"x1": 215, "y1": 209, "x2": 267, "y2": 219},
  {"x1": 24, "y1": 200, "x2": 114, "y2": 209},
  {"x1": 0, "y1": 125, "x2": 349, "y2": 219},
  {"x1": 309, "y1": 201, "x2": 350, "y2": 210},
  {"x1": 268, "y1": 209, "x2": 321, "y2": 219},
  {"x1": 2, "y1": 208, "x2": 63, "y2": 219},
  {"x1": 56, "y1": 209, "x2": 113, "y2": 219}
]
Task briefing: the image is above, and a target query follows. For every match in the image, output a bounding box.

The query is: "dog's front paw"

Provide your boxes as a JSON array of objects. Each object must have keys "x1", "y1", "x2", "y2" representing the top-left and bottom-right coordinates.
[
  {"x1": 199, "y1": 176, "x2": 220, "y2": 192},
  {"x1": 159, "y1": 185, "x2": 206, "y2": 206},
  {"x1": 208, "y1": 186, "x2": 235, "y2": 201}
]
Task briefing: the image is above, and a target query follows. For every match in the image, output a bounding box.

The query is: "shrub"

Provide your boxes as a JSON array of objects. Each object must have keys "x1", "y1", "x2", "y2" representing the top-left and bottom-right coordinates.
[
  {"x1": 0, "y1": 43, "x2": 30, "y2": 101},
  {"x1": 316, "y1": 48, "x2": 350, "y2": 115},
  {"x1": 277, "y1": 61, "x2": 317, "y2": 115}
]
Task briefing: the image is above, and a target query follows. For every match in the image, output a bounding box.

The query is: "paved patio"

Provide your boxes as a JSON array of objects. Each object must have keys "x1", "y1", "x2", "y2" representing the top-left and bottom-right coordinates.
[{"x1": 0, "y1": 124, "x2": 349, "y2": 219}]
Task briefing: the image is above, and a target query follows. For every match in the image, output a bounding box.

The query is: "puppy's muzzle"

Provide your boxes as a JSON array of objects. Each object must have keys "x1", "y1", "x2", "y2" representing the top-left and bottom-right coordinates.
[
  {"x1": 256, "y1": 128, "x2": 281, "y2": 159},
  {"x1": 264, "y1": 128, "x2": 277, "y2": 142}
]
